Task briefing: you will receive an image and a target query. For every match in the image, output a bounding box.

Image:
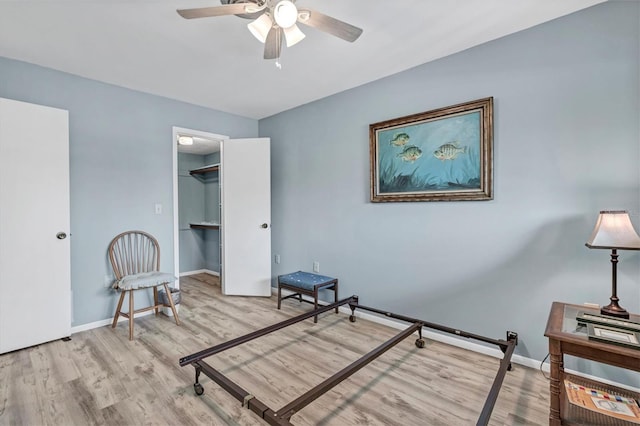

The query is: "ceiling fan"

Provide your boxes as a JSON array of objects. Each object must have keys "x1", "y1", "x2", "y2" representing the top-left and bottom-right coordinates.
[{"x1": 177, "y1": 0, "x2": 363, "y2": 60}]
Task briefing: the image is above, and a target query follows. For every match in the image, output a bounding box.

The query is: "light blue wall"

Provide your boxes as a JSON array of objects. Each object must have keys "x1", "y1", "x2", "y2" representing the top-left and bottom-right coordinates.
[
  {"x1": 0, "y1": 57, "x2": 258, "y2": 325},
  {"x1": 178, "y1": 153, "x2": 206, "y2": 273},
  {"x1": 261, "y1": 2, "x2": 640, "y2": 386},
  {"x1": 203, "y1": 152, "x2": 221, "y2": 272},
  {"x1": 203, "y1": 152, "x2": 221, "y2": 224}
]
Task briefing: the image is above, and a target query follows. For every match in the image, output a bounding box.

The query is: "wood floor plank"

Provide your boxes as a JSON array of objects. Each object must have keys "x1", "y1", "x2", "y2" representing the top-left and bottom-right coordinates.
[{"x1": 0, "y1": 274, "x2": 551, "y2": 425}]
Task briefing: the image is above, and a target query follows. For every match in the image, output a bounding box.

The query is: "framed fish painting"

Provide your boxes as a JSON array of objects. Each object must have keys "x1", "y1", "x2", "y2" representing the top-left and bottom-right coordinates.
[{"x1": 369, "y1": 97, "x2": 493, "y2": 202}]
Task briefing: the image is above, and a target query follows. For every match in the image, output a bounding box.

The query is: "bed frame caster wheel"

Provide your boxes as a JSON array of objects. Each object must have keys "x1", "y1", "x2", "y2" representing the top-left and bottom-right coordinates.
[
  {"x1": 415, "y1": 338, "x2": 426, "y2": 348},
  {"x1": 349, "y1": 315, "x2": 356, "y2": 323},
  {"x1": 194, "y1": 383, "x2": 204, "y2": 396}
]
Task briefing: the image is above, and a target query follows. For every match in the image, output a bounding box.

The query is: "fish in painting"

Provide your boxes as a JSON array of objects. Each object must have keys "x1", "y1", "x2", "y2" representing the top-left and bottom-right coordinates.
[
  {"x1": 397, "y1": 145, "x2": 422, "y2": 163},
  {"x1": 433, "y1": 142, "x2": 466, "y2": 161},
  {"x1": 390, "y1": 132, "x2": 410, "y2": 146}
]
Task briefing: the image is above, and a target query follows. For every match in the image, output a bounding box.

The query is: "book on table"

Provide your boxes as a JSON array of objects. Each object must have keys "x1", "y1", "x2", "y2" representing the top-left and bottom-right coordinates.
[{"x1": 564, "y1": 379, "x2": 640, "y2": 424}]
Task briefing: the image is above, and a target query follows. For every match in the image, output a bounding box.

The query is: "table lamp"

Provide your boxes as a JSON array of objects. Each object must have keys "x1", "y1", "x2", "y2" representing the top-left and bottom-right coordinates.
[{"x1": 585, "y1": 210, "x2": 640, "y2": 319}]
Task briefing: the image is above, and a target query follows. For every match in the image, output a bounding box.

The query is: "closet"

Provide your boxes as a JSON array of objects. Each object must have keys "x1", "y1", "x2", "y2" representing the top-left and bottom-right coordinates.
[
  {"x1": 188, "y1": 164, "x2": 221, "y2": 232},
  {"x1": 175, "y1": 132, "x2": 271, "y2": 297},
  {"x1": 178, "y1": 149, "x2": 222, "y2": 275}
]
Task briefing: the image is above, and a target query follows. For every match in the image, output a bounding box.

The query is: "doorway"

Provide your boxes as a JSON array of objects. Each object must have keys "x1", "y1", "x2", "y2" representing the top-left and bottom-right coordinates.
[
  {"x1": 172, "y1": 127, "x2": 272, "y2": 297},
  {"x1": 172, "y1": 126, "x2": 228, "y2": 284}
]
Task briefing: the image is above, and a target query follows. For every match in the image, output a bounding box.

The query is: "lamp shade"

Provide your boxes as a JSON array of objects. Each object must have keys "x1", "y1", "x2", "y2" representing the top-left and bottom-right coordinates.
[
  {"x1": 585, "y1": 210, "x2": 640, "y2": 250},
  {"x1": 248, "y1": 13, "x2": 273, "y2": 44},
  {"x1": 283, "y1": 24, "x2": 305, "y2": 47}
]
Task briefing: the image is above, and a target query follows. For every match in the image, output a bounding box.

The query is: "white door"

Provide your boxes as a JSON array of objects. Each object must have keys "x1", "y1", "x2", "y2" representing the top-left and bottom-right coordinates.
[
  {"x1": 221, "y1": 138, "x2": 271, "y2": 296},
  {"x1": 0, "y1": 98, "x2": 71, "y2": 354}
]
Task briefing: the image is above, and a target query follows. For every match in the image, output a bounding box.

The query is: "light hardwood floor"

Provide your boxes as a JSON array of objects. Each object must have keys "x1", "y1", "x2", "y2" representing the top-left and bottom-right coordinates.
[{"x1": 0, "y1": 274, "x2": 550, "y2": 425}]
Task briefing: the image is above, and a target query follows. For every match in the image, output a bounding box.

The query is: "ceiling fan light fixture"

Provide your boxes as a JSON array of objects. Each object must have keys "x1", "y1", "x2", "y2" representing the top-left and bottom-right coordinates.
[
  {"x1": 177, "y1": 1, "x2": 364, "y2": 61},
  {"x1": 248, "y1": 13, "x2": 272, "y2": 43},
  {"x1": 273, "y1": 0, "x2": 298, "y2": 29},
  {"x1": 283, "y1": 23, "x2": 305, "y2": 47},
  {"x1": 178, "y1": 135, "x2": 194, "y2": 146}
]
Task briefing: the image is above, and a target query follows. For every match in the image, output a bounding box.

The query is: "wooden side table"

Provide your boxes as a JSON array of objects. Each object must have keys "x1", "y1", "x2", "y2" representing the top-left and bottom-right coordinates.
[{"x1": 544, "y1": 301, "x2": 640, "y2": 425}]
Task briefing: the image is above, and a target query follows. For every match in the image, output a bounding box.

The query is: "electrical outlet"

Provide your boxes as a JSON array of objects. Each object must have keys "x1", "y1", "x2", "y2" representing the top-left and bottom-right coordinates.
[
  {"x1": 275, "y1": 254, "x2": 281, "y2": 264},
  {"x1": 154, "y1": 203, "x2": 162, "y2": 214},
  {"x1": 313, "y1": 261, "x2": 320, "y2": 273}
]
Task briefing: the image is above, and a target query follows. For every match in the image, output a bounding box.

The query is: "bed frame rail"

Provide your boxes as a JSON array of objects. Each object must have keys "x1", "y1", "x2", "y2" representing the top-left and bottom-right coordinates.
[
  {"x1": 179, "y1": 296, "x2": 358, "y2": 367},
  {"x1": 180, "y1": 295, "x2": 518, "y2": 426},
  {"x1": 276, "y1": 322, "x2": 422, "y2": 421}
]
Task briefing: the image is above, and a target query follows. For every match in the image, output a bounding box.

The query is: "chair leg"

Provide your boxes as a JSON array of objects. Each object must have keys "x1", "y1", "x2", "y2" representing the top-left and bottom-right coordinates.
[
  {"x1": 112, "y1": 291, "x2": 126, "y2": 328},
  {"x1": 334, "y1": 280, "x2": 339, "y2": 314},
  {"x1": 129, "y1": 290, "x2": 134, "y2": 341},
  {"x1": 153, "y1": 287, "x2": 159, "y2": 315},
  {"x1": 163, "y1": 283, "x2": 181, "y2": 326}
]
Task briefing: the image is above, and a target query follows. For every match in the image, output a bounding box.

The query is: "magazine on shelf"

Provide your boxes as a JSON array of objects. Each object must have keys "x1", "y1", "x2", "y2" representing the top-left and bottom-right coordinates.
[{"x1": 564, "y1": 380, "x2": 640, "y2": 424}]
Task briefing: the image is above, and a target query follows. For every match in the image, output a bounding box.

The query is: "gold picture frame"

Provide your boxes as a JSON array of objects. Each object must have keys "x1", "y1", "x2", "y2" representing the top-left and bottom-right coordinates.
[{"x1": 369, "y1": 97, "x2": 493, "y2": 202}]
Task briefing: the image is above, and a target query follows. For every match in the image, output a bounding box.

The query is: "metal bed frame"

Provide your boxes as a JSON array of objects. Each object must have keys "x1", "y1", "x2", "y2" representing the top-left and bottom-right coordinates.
[{"x1": 179, "y1": 295, "x2": 518, "y2": 426}]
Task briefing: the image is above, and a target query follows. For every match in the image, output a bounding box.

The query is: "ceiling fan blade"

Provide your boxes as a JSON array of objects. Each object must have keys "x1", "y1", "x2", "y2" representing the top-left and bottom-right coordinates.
[
  {"x1": 298, "y1": 9, "x2": 363, "y2": 42},
  {"x1": 264, "y1": 26, "x2": 282, "y2": 59},
  {"x1": 177, "y1": 4, "x2": 250, "y2": 19}
]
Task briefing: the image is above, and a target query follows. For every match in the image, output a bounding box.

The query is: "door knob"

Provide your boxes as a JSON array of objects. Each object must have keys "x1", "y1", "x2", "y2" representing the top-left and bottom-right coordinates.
[
  {"x1": 261, "y1": 223, "x2": 268, "y2": 229},
  {"x1": 56, "y1": 232, "x2": 67, "y2": 240}
]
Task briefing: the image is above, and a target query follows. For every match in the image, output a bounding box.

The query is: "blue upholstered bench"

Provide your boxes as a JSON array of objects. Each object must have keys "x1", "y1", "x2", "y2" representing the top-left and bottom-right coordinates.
[{"x1": 277, "y1": 271, "x2": 339, "y2": 323}]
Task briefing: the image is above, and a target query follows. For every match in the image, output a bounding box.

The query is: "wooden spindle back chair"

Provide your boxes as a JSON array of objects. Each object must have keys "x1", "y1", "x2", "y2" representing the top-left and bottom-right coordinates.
[{"x1": 109, "y1": 230, "x2": 180, "y2": 340}]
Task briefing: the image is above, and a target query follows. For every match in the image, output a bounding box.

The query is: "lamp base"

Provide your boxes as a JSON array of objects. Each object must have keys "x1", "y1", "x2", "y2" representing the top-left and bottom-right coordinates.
[{"x1": 601, "y1": 303, "x2": 630, "y2": 319}]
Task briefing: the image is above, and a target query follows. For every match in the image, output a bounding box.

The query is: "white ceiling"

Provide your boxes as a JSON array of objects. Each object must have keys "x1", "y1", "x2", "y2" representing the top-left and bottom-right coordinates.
[
  {"x1": 177, "y1": 134, "x2": 221, "y2": 154},
  {"x1": 0, "y1": 0, "x2": 605, "y2": 119}
]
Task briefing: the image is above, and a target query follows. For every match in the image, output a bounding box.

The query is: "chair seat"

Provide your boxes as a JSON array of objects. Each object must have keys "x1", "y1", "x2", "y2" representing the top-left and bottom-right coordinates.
[
  {"x1": 278, "y1": 271, "x2": 336, "y2": 291},
  {"x1": 113, "y1": 271, "x2": 177, "y2": 290}
]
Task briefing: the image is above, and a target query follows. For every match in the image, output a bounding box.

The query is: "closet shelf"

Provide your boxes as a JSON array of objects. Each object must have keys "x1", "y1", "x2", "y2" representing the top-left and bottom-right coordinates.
[
  {"x1": 190, "y1": 222, "x2": 220, "y2": 230},
  {"x1": 189, "y1": 163, "x2": 220, "y2": 176}
]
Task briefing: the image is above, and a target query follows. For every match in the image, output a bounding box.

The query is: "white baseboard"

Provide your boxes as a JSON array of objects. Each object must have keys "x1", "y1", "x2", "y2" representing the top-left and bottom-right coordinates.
[
  {"x1": 74, "y1": 271, "x2": 217, "y2": 333},
  {"x1": 70, "y1": 310, "x2": 155, "y2": 334},
  {"x1": 274, "y1": 288, "x2": 640, "y2": 393},
  {"x1": 71, "y1": 318, "x2": 113, "y2": 334},
  {"x1": 179, "y1": 269, "x2": 220, "y2": 277}
]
